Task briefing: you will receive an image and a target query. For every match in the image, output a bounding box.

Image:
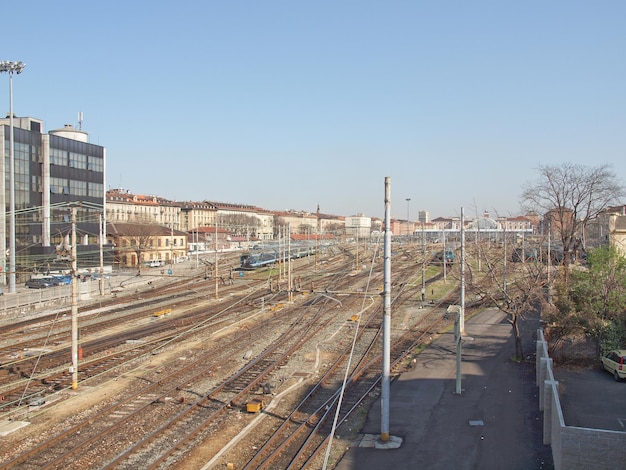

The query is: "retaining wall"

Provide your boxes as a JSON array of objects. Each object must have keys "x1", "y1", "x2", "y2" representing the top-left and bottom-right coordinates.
[{"x1": 536, "y1": 330, "x2": 626, "y2": 469}]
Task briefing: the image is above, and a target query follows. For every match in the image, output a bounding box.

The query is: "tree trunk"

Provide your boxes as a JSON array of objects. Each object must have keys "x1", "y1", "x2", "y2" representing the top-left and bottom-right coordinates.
[{"x1": 512, "y1": 314, "x2": 523, "y2": 360}]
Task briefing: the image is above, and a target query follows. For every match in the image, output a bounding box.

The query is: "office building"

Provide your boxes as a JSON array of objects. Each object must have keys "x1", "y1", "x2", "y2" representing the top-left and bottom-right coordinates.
[{"x1": 0, "y1": 116, "x2": 108, "y2": 282}]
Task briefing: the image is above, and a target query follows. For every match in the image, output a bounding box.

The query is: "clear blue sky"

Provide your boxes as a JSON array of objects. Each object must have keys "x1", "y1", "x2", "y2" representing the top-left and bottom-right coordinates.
[{"x1": 4, "y1": 1, "x2": 625, "y2": 220}]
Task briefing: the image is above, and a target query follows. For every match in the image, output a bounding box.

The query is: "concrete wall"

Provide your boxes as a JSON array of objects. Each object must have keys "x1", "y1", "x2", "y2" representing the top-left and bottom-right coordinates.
[{"x1": 536, "y1": 330, "x2": 626, "y2": 470}]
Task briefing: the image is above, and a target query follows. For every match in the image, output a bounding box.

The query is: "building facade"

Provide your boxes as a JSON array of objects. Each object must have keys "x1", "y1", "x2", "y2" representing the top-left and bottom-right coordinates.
[
  {"x1": 345, "y1": 214, "x2": 372, "y2": 238},
  {"x1": 107, "y1": 222, "x2": 188, "y2": 268},
  {"x1": 1, "y1": 117, "x2": 106, "y2": 282},
  {"x1": 609, "y1": 214, "x2": 626, "y2": 258},
  {"x1": 211, "y1": 201, "x2": 274, "y2": 240}
]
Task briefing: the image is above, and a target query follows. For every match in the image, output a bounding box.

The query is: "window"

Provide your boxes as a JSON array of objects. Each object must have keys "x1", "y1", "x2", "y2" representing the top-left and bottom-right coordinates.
[
  {"x1": 88, "y1": 182, "x2": 104, "y2": 198},
  {"x1": 50, "y1": 177, "x2": 69, "y2": 195},
  {"x1": 70, "y1": 180, "x2": 87, "y2": 196},
  {"x1": 87, "y1": 156, "x2": 103, "y2": 172},
  {"x1": 69, "y1": 152, "x2": 87, "y2": 169},
  {"x1": 50, "y1": 148, "x2": 67, "y2": 166},
  {"x1": 31, "y1": 175, "x2": 42, "y2": 192}
]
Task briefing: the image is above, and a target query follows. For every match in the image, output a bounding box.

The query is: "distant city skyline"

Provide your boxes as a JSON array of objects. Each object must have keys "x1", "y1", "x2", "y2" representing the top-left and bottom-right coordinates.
[
  {"x1": 4, "y1": 2, "x2": 625, "y2": 220},
  {"x1": 107, "y1": 185, "x2": 529, "y2": 222}
]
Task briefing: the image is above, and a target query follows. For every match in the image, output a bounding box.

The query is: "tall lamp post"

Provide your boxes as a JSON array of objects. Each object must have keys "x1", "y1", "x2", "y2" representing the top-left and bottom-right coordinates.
[{"x1": 1, "y1": 60, "x2": 26, "y2": 294}]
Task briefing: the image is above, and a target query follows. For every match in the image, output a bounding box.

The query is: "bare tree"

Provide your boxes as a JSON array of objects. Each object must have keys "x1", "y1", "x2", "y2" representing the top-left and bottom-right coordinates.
[
  {"x1": 218, "y1": 214, "x2": 259, "y2": 238},
  {"x1": 521, "y1": 163, "x2": 624, "y2": 285},
  {"x1": 112, "y1": 223, "x2": 163, "y2": 275},
  {"x1": 466, "y1": 234, "x2": 549, "y2": 359}
]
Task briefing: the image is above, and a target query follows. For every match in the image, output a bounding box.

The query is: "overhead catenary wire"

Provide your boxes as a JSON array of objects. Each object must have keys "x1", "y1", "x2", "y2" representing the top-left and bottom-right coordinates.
[{"x1": 322, "y1": 231, "x2": 382, "y2": 470}]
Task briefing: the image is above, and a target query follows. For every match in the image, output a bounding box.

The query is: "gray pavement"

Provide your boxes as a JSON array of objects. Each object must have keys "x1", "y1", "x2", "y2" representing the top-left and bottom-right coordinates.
[{"x1": 334, "y1": 308, "x2": 553, "y2": 470}]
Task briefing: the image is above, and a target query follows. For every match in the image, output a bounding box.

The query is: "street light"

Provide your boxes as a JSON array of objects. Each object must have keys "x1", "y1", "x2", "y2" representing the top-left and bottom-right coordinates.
[{"x1": 1, "y1": 60, "x2": 26, "y2": 294}]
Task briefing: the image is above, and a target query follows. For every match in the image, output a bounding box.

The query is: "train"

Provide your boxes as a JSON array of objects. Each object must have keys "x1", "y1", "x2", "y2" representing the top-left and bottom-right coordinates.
[
  {"x1": 434, "y1": 249, "x2": 455, "y2": 265},
  {"x1": 240, "y1": 242, "x2": 317, "y2": 270}
]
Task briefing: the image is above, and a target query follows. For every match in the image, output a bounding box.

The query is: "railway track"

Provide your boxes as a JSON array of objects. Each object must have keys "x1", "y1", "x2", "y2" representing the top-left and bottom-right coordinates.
[
  {"x1": 0, "y1": 251, "x2": 345, "y2": 417},
  {"x1": 0, "y1": 277, "x2": 272, "y2": 415},
  {"x1": 227, "y1": 263, "x2": 455, "y2": 469},
  {"x1": 0, "y1": 290, "x2": 330, "y2": 468},
  {"x1": 0, "y1": 245, "x2": 461, "y2": 469}
]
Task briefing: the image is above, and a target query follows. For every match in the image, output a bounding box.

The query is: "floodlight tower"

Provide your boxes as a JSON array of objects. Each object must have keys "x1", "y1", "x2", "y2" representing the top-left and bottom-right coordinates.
[{"x1": 0, "y1": 60, "x2": 26, "y2": 294}]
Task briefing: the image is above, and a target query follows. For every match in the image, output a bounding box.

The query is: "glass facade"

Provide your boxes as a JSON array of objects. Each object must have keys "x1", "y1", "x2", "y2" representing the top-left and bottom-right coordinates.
[
  {"x1": 48, "y1": 135, "x2": 105, "y2": 265},
  {"x1": 2, "y1": 122, "x2": 107, "y2": 276}
]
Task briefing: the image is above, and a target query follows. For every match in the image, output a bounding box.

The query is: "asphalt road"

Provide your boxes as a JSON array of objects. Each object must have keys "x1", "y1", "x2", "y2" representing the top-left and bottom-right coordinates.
[{"x1": 554, "y1": 364, "x2": 626, "y2": 432}]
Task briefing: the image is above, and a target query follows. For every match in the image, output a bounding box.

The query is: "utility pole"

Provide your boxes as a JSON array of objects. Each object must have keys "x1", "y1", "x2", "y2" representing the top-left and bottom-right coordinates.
[
  {"x1": 355, "y1": 231, "x2": 359, "y2": 269},
  {"x1": 442, "y1": 229, "x2": 447, "y2": 283},
  {"x1": 460, "y1": 207, "x2": 466, "y2": 334},
  {"x1": 455, "y1": 206, "x2": 467, "y2": 395},
  {"x1": 70, "y1": 206, "x2": 79, "y2": 389},
  {"x1": 381, "y1": 177, "x2": 392, "y2": 442},
  {"x1": 99, "y1": 214, "x2": 104, "y2": 296},
  {"x1": 276, "y1": 226, "x2": 280, "y2": 283},
  {"x1": 421, "y1": 221, "x2": 426, "y2": 301},
  {"x1": 503, "y1": 223, "x2": 507, "y2": 294},
  {"x1": 288, "y1": 224, "x2": 292, "y2": 302},
  {"x1": 214, "y1": 222, "x2": 219, "y2": 299},
  {"x1": 455, "y1": 307, "x2": 463, "y2": 395},
  {"x1": 405, "y1": 198, "x2": 411, "y2": 241},
  {"x1": 195, "y1": 229, "x2": 199, "y2": 269},
  {"x1": 170, "y1": 223, "x2": 174, "y2": 270}
]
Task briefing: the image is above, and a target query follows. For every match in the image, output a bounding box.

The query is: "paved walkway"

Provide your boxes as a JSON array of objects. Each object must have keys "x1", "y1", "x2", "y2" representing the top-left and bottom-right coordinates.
[{"x1": 334, "y1": 308, "x2": 553, "y2": 470}]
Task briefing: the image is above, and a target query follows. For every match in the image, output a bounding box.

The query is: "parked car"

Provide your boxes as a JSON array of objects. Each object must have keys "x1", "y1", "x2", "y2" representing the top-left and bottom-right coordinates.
[
  {"x1": 149, "y1": 260, "x2": 164, "y2": 268},
  {"x1": 42, "y1": 275, "x2": 70, "y2": 286},
  {"x1": 25, "y1": 278, "x2": 53, "y2": 289},
  {"x1": 51, "y1": 275, "x2": 72, "y2": 285},
  {"x1": 600, "y1": 349, "x2": 626, "y2": 381}
]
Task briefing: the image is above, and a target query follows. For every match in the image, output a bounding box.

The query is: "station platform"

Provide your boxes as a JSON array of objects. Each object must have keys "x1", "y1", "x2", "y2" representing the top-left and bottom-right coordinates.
[{"x1": 334, "y1": 308, "x2": 553, "y2": 470}]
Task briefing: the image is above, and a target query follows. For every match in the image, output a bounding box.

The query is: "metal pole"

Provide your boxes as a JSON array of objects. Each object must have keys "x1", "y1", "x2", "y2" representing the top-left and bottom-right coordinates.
[
  {"x1": 215, "y1": 222, "x2": 219, "y2": 299},
  {"x1": 195, "y1": 229, "x2": 199, "y2": 269},
  {"x1": 442, "y1": 229, "x2": 447, "y2": 283},
  {"x1": 406, "y1": 198, "x2": 410, "y2": 240},
  {"x1": 170, "y1": 222, "x2": 174, "y2": 269},
  {"x1": 71, "y1": 207, "x2": 79, "y2": 389},
  {"x1": 355, "y1": 231, "x2": 359, "y2": 268},
  {"x1": 455, "y1": 309, "x2": 462, "y2": 394},
  {"x1": 381, "y1": 176, "x2": 392, "y2": 442},
  {"x1": 1, "y1": 62, "x2": 26, "y2": 292},
  {"x1": 503, "y1": 223, "x2": 507, "y2": 294},
  {"x1": 460, "y1": 207, "x2": 465, "y2": 334},
  {"x1": 421, "y1": 221, "x2": 426, "y2": 301},
  {"x1": 8, "y1": 71, "x2": 16, "y2": 293},
  {"x1": 288, "y1": 224, "x2": 292, "y2": 302},
  {"x1": 99, "y1": 214, "x2": 104, "y2": 296}
]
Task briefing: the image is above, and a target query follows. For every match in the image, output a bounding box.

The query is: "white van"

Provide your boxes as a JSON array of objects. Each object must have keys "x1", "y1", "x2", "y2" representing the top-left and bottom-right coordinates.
[{"x1": 149, "y1": 260, "x2": 164, "y2": 268}]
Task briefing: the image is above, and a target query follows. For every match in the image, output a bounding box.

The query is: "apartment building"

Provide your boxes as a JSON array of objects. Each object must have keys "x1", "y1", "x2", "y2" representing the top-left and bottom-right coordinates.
[
  {"x1": 345, "y1": 214, "x2": 372, "y2": 239},
  {"x1": 210, "y1": 201, "x2": 274, "y2": 240},
  {"x1": 106, "y1": 222, "x2": 188, "y2": 268}
]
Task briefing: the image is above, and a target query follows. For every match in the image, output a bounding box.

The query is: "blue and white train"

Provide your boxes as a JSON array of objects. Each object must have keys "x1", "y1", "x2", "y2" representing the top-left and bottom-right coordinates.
[{"x1": 240, "y1": 242, "x2": 317, "y2": 270}]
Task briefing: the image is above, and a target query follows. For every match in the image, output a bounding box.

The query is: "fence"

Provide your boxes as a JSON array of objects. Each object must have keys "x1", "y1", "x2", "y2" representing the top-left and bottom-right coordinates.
[{"x1": 0, "y1": 274, "x2": 151, "y2": 320}]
